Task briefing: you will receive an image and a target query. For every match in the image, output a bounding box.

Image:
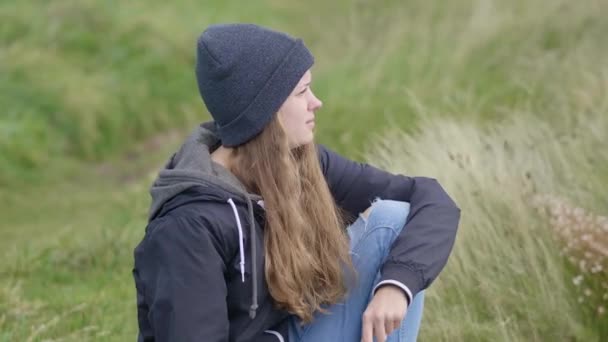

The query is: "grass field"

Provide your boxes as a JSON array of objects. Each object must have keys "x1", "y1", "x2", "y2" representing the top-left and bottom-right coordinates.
[{"x1": 1, "y1": 0, "x2": 607, "y2": 340}]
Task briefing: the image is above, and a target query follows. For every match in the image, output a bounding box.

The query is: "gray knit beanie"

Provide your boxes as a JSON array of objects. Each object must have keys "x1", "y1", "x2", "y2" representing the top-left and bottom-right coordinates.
[{"x1": 195, "y1": 23, "x2": 314, "y2": 147}]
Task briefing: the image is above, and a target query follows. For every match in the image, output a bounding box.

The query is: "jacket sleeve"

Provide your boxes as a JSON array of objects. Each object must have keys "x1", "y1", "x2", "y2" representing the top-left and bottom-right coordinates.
[
  {"x1": 317, "y1": 144, "x2": 461, "y2": 303},
  {"x1": 135, "y1": 215, "x2": 230, "y2": 342}
]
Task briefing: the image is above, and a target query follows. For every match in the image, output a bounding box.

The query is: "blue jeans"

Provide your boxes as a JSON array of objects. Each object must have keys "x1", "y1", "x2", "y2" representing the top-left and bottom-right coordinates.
[{"x1": 288, "y1": 199, "x2": 425, "y2": 342}]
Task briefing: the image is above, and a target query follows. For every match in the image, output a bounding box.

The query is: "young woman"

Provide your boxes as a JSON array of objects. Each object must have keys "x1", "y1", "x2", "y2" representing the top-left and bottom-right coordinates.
[{"x1": 133, "y1": 23, "x2": 460, "y2": 342}]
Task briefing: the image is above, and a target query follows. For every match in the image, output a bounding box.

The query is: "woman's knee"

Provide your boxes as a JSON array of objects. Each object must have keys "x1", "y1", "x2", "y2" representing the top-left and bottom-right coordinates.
[{"x1": 364, "y1": 199, "x2": 411, "y2": 232}]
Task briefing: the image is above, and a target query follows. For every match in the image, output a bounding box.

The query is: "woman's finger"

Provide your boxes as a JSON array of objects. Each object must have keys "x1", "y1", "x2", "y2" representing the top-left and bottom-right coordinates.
[
  {"x1": 384, "y1": 318, "x2": 397, "y2": 337},
  {"x1": 361, "y1": 312, "x2": 374, "y2": 342},
  {"x1": 374, "y1": 316, "x2": 387, "y2": 342}
]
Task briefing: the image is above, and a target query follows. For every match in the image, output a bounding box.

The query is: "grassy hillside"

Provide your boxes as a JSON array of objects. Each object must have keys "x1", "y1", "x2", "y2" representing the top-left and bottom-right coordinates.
[
  {"x1": 3, "y1": 0, "x2": 607, "y2": 185},
  {"x1": 1, "y1": 0, "x2": 607, "y2": 340}
]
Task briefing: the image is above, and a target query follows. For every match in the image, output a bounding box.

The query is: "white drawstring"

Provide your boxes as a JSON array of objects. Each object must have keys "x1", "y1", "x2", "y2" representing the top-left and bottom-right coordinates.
[
  {"x1": 264, "y1": 330, "x2": 285, "y2": 342},
  {"x1": 227, "y1": 198, "x2": 246, "y2": 283}
]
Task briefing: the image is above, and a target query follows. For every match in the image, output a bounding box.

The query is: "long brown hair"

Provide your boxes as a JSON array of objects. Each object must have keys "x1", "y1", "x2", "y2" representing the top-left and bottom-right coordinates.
[{"x1": 230, "y1": 115, "x2": 354, "y2": 323}]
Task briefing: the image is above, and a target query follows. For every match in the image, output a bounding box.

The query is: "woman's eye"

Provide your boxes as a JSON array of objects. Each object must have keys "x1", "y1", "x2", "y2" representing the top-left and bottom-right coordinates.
[{"x1": 299, "y1": 88, "x2": 308, "y2": 95}]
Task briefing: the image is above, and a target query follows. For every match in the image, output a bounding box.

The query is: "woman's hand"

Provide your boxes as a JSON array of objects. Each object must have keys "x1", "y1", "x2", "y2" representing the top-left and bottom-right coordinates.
[{"x1": 361, "y1": 285, "x2": 408, "y2": 342}]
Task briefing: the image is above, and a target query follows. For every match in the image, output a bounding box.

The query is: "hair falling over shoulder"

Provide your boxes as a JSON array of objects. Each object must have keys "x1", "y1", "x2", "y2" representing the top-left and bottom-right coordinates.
[{"x1": 230, "y1": 116, "x2": 355, "y2": 323}]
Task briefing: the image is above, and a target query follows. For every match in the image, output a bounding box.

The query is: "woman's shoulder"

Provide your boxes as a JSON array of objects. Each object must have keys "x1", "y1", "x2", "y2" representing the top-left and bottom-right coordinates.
[{"x1": 146, "y1": 190, "x2": 244, "y2": 251}]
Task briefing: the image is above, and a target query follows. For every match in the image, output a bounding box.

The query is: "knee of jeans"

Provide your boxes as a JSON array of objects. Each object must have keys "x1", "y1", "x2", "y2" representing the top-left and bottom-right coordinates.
[{"x1": 365, "y1": 199, "x2": 411, "y2": 232}]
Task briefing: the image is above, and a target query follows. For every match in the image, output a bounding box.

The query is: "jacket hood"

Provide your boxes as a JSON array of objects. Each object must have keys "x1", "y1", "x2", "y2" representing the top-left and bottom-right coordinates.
[
  {"x1": 148, "y1": 121, "x2": 262, "y2": 222},
  {"x1": 147, "y1": 120, "x2": 262, "y2": 319}
]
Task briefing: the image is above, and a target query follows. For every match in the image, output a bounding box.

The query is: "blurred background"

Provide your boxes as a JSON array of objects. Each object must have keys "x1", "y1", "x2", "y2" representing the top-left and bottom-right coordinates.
[{"x1": 1, "y1": 0, "x2": 606, "y2": 340}]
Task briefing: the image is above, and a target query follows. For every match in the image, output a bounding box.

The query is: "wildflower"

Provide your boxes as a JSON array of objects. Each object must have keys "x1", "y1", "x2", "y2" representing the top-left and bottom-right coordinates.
[
  {"x1": 578, "y1": 259, "x2": 587, "y2": 271},
  {"x1": 531, "y1": 194, "x2": 607, "y2": 314}
]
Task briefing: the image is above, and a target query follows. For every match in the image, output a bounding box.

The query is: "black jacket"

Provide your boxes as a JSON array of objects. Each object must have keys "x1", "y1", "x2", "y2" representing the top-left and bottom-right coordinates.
[{"x1": 132, "y1": 121, "x2": 461, "y2": 341}]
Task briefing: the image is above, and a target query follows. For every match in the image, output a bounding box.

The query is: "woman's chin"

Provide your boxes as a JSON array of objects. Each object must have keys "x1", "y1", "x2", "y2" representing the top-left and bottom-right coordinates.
[{"x1": 289, "y1": 137, "x2": 315, "y2": 150}]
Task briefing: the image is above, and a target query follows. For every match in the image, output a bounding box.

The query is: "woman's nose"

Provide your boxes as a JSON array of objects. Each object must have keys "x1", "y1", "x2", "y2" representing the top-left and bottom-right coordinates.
[{"x1": 310, "y1": 93, "x2": 323, "y2": 111}]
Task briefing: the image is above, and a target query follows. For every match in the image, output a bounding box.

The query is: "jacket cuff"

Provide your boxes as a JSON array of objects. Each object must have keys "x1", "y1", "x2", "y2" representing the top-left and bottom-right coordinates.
[
  {"x1": 378, "y1": 261, "x2": 425, "y2": 303},
  {"x1": 372, "y1": 280, "x2": 413, "y2": 307}
]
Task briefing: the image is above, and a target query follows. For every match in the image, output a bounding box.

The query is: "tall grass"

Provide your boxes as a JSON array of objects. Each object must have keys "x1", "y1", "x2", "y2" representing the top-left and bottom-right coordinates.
[{"x1": 366, "y1": 70, "x2": 607, "y2": 340}]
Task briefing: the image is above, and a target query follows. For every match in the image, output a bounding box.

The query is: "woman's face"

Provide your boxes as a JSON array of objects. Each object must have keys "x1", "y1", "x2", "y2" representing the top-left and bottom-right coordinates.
[{"x1": 278, "y1": 70, "x2": 322, "y2": 148}]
